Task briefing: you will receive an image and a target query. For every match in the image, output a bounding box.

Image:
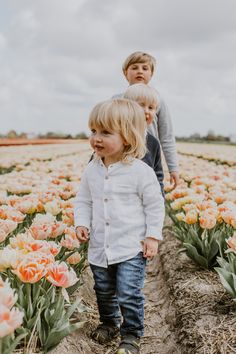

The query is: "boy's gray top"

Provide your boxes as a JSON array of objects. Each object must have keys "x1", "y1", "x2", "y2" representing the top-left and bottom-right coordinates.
[{"x1": 113, "y1": 92, "x2": 179, "y2": 172}]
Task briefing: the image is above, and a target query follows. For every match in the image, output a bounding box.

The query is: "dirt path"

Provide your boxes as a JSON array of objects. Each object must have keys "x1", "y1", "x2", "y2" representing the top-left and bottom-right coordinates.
[{"x1": 52, "y1": 252, "x2": 181, "y2": 354}]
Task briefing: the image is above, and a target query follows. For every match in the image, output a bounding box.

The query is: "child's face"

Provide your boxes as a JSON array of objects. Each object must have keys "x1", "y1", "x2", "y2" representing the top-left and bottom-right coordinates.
[
  {"x1": 90, "y1": 127, "x2": 126, "y2": 165},
  {"x1": 137, "y1": 99, "x2": 157, "y2": 125},
  {"x1": 125, "y1": 62, "x2": 152, "y2": 85}
]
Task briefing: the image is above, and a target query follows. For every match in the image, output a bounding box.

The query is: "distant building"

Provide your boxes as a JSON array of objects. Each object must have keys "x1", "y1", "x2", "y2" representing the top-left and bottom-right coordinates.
[{"x1": 229, "y1": 134, "x2": 236, "y2": 143}]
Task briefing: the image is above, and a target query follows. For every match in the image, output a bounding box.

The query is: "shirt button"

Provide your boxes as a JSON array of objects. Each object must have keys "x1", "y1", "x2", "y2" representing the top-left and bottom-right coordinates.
[
  {"x1": 104, "y1": 198, "x2": 108, "y2": 202},
  {"x1": 106, "y1": 245, "x2": 109, "y2": 248},
  {"x1": 105, "y1": 176, "x2": 109, "y2": 179},
  {"x1": 105, "y1": 222, "x2": 109, "y2": 226}
]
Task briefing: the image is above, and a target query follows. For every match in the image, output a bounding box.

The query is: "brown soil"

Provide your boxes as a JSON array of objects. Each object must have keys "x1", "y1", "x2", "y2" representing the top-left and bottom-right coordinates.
[
  {"x1": 159, "y1": 230, "x2": 236, "y2": 354},
  {"x1": 51, "y1": 255, "x2": 180, "y2": 354},
  {"x1": 51, "y1": 220, "x2": 236, "y2": 354}
]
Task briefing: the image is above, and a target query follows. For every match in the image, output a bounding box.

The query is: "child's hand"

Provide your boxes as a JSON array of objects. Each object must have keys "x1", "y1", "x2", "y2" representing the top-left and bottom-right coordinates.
[
  {"x1": 142, "y1": 237, "x2": 159, "y2": 260},
  {"x1": 75, "y1": 226, "x2": 89, "y2": 243},
  {"x1": 170, "y1": 171, "x2": 179, "y2": 189}
]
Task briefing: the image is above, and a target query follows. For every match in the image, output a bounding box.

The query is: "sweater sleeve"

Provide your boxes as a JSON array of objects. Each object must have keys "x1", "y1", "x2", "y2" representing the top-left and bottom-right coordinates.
[{"x1": 157, "y1": 97, "x2": 179, "y2": 172}]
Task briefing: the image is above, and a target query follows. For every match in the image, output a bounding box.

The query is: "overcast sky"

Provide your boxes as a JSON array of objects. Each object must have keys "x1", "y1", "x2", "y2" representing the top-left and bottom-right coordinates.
[{"x1": 0, "y1": 0, "x2": 236, "y2": 137}]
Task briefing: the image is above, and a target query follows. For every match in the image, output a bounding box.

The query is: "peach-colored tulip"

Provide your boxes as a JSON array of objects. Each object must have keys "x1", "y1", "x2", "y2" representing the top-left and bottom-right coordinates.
[
  {"x1": 221, "y1": 211, "x2": 233, "y2": 225},
  {"x1": 182, "y1": 203, "x2": 196, "y2": 213},
  {"x1": 22, "y1": 251, "x2": 55, "y2": 266},
  {"x1": 0, "y1": 219, "x2": 18, "y2": 238},
  {"x1": 196, "y1": 200, "x2": 217, "y2": 211},
  {"x1": 0, "y1": 191, "x2": 7, "y2": 204},
  {"x1": 44, "y1": 200, "x2": 61, "y2": 216},
  {"x1": 0, "y1": 206, "x2": 25, "y2": 223},
  {"x1": 29, "y1": 224, "x2": 53, "y2": 240},
  {"x1": 66, "y1": 252, "x2": 81, "y2": 265},
  {"x1": 26, "y1": 240, "x2": 61, "y2": 257},
  {"x1": 12, "y1": 258, "x2": 47, "y2": 283},
  {"x1": 172, "y1": 188, "x2": 189, "y2": 200},
  {"x1": 185, "y1": 210, "x2": 198, "y2": 225},
  {"x1": 46, "y1": 261, "x2": 78, "y2": 288},
  {"x1": 0, "y1": 248, "x2": 23, "y2": 271},
  {"x1": 199, "y1": 212, "x2": 217, "y2": 229},
  {"x1": 175, "y1": 212, "x2": 185, "y2": 222},
  {"x1": 61, "y1": 200, "x2": 74, "y2": 209},
  {"x1": 231, "y1": 218, "x2": 236, "y2": 228},
  {"x1": 9, "y1": 232, "x2": 35, "y2": 250},
  {"x1": 60, "y1": 234, "x2": 80, "y2": 250},
  {"x1": 0, "y1": 305, "x2": 24, "y2": 338},
  {"x1": 62, "y1": 208, "x2": 74, "y2": 226},
  {"x1": 16, "y1": 199, "x2": 38, "y2": 215},
  {"x1": 51, "y1": 222, "x2": 66, "y2": 238},
  {"x1": 0, "y1": 229, "x2": 8, "y2": 244},
  {"x1": 213, "y1": 193, "x2": 227, "y2": 204},
  {"x1": 0, "y1": 281, "x2": 18, "y2": 309}
]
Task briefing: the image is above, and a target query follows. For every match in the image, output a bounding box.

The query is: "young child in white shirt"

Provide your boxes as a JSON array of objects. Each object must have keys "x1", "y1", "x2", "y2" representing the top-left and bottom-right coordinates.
[{"x1": 74, "y1": 98, "x2": 165, "y2": 354}]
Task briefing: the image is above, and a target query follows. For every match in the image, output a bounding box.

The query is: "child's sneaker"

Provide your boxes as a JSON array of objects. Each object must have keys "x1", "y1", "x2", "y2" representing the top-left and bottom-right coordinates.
[
  {"x1": 116, "y1": 334, "x2": 140, "y2": 354},
  {"x1": 91, "y1": 323, "x2": 119, "y2": 344}
]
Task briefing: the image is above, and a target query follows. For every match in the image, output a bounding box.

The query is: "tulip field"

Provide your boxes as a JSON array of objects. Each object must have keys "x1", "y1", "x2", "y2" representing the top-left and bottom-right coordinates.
[{"x1": 0, "y1": 140, "x2": 236, "y2": 353}]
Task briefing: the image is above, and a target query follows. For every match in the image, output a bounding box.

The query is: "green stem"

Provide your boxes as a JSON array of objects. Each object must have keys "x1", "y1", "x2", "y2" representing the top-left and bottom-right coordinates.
[
  {"x1": 26, "y1": 299, "x2": 44, "y2": 352},
  {"x1": 26, "y1": 283, "x2": 33, "y2": 319}
]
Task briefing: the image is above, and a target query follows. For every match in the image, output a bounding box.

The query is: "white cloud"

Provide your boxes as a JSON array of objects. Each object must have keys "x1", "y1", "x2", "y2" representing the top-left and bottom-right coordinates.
[{"x1": 0, "y1": 0, "x2": 236, "y2": 136}]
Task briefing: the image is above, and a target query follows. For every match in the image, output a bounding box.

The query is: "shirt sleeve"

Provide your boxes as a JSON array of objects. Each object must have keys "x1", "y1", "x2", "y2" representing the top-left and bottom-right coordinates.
[
  {"x1": 73, "y1": 169, "x2": 92, "y2": 230},
  {"x1": 157, "y1": 97, "x2": 179, "y2": 172},
  {"x1": 138, "y1": 166, "x2": 165, "y2": 240}
]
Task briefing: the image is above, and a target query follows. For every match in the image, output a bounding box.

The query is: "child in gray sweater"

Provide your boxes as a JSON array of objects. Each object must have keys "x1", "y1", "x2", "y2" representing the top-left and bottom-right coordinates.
[{"x1": 113, "y1": 51, "x2": 179, "y2": 189}]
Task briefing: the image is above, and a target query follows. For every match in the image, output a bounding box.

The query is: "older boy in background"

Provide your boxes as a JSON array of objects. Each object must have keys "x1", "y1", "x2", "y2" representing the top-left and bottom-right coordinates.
[{"x1": 114, "y1": 51, "x2": 179, "y2": 189}]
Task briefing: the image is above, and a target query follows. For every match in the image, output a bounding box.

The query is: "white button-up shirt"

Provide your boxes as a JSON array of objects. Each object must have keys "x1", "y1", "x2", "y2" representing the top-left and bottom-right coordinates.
[{"x1": 74, "y1": 158, "x2": 165, "y2": 268}]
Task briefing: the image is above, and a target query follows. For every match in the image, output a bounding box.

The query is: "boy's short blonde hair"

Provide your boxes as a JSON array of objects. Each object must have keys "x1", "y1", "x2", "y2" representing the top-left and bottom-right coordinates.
[
  {"x1": 122, "y1": 51, "x2": 156, "y2": 74},
  {"x1": 89, "y1": 98, "x2": 147, "y2": 162},
  {"x1": 124, "y1": 84, "x2": 160, "y2": 109}
]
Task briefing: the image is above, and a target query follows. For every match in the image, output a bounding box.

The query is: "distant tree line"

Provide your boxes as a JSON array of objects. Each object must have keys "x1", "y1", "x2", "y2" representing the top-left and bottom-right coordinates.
[
  {"x1": 1, "y1": 129, "x2": 235, "y2": 144},
  {"x1": 0, "y1": 130, "x2": 89, "y2": 139},
  {"x1": 176, "y1": 130, "x2": 233, "y2": 144}
]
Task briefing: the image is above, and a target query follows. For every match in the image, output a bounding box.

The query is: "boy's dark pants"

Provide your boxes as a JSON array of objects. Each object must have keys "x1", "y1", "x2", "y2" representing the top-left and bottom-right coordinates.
[{"x1": 90, "y1": 252, "x2": 146, "y2": 338}]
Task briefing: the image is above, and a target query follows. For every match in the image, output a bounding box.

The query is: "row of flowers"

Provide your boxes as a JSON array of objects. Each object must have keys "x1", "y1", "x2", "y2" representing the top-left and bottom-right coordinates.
[
  {"x1": 0, "y1": 143, "x2": 90, "y2": 170},
  {"x1": 177, "y1": 142, "x2": 236, "y2": 166},
  {"x1": 0, "y1": 144, "x2": 91, "y2": 352},
  {"x1": 165, "y1": 153, "x2": 236, "y2": 300}
]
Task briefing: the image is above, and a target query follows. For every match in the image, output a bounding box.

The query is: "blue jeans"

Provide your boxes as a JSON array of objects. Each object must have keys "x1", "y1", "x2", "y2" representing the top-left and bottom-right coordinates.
[{"x1": 90, "y1": 252, "x2": 146, "y2": 338}]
